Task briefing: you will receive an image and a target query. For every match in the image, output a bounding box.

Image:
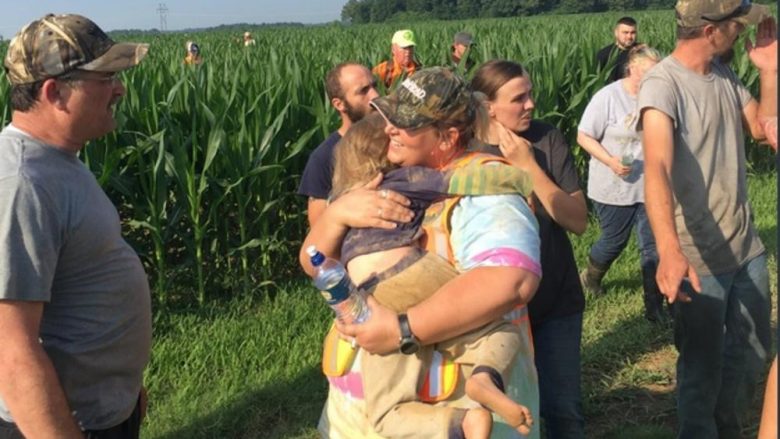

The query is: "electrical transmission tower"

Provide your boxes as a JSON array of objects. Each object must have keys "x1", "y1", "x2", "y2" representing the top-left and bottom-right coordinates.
[{"x1": 157, "y1": 3, "x2": 168, "y2": 31}]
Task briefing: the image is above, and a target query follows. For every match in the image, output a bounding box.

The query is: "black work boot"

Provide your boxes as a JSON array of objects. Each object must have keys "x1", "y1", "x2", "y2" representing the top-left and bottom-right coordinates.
[
  {"x1": 579, "y1": 256, "x2": 609, "y2": 295},
  {"x1": 641, "y1": 263, "x2": 668, "y2": 323}
]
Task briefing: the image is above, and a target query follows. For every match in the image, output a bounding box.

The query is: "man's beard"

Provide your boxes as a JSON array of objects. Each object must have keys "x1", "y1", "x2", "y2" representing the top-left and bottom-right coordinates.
[
  {"x1": 718, "y1": 47, "x2": 736, "y2": 65},
  {"x1": 344, "y1": 100, "x2": 372, "y2": 123}
]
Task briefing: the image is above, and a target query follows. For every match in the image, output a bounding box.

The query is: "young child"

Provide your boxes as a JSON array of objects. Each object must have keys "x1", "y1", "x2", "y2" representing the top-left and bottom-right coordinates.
[{"x1": 324, "y1": 112, "x2": 541, "y2": 438}]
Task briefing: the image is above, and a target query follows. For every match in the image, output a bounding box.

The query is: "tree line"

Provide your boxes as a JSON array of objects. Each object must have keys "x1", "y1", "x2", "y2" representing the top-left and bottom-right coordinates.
[{"x1": 340, "y1": 0, "x2": 770, "y2": 23}]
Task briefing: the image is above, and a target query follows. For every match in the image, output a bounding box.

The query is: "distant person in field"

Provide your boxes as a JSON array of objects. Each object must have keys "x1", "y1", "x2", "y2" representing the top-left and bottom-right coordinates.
[
  {"x1": 638, "y1": 0, "x2": 775, "y2": 436},
  {"x1": 298, "y1": 62, "x2": 379, "y2": 226},
  {"x1": 308, "y1": 110, "x2": 537, "y2": 438},
  {"x1": 471, "y1": 59, "x2": 588, "y2": 439},
  {"x1": 243, "y1": 31, "x2": 256, "y2": 46},
  {"x1": 577, "y1": 45, "x2": 668, "y2": 322},
  {"x1": 373, "y1": 29, "x2": 421, "y2": 89},
  {"x1": 0, "y1": 13, "x2": 151, "y2": 439},
  {"x1": 596, "y1": 16, "x2": 638, "y2": 83},
  {"x1": 451, "y1": 31, "x2": 475, "y2": 72},
  {"x1": 183, "y1": 41, "x2": 202, "y2": 65}
]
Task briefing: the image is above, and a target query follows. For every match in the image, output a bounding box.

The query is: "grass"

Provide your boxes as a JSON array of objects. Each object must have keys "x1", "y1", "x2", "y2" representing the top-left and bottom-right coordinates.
[{"x1": 141, "y1": 172, "x2": 777, "y2": 438}]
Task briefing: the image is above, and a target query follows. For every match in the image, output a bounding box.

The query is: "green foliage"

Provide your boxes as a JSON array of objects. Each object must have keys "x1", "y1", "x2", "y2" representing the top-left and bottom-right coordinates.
[{"x1": 0, "y1": 9, "x2": 774, "y2": 306}]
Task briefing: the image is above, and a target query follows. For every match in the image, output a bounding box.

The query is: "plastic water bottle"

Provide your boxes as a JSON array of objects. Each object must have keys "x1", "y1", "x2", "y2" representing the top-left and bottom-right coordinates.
[{"x1": 306, "y1": 245, "x2": 370, "y2": 324}]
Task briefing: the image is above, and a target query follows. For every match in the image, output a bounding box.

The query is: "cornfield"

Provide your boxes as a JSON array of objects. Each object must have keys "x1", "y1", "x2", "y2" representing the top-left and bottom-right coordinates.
[{"x1": 0, "y1": 8, "x2": 774, "y2": 306}]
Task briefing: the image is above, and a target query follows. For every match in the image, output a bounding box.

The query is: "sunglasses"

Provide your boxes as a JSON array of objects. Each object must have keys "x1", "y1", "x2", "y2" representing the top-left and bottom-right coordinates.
[{"x1": 701, "y1": 0, "x2": 750, "y2": 23}]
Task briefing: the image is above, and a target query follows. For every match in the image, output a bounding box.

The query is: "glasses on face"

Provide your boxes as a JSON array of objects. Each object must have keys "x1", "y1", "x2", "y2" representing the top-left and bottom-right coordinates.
[
  {"x1": 701, "y1": 0, "x2": 750, "y2": 23},
  {"x1": 58, "y1": 71, "x2": 120, "y2": 86}
]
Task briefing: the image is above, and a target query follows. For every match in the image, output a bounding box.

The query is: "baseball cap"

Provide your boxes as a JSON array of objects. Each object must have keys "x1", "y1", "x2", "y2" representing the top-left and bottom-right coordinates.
[
  {"x1": 453, "y1": 31, "x2": 474, "y2": 47},
  {"x1": 371, "y1": 67, "x2": 472, "y2": 130},
  {"x1": 391, "y1": 30, "x2": 417, "y2": 48},
  {"x1": 4, "y1": 14, "x2": 148, "y2": 85},
  {"x1": 675, "y1": 0, "x2": 769, "y2": 27}
]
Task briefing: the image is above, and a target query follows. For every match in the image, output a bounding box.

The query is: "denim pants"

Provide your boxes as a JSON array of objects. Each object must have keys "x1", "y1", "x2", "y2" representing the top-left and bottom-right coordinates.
[
  {"x1": 0, "y1": 394, "x2": 141, "y2": 439},
  {"x1": 590, "y1": 202, "x2": 657, "y2": 270},
  {"x1": 674, "y1": 253, "x2": 771, "y2": 439},
  {"x1": 532, "y1": 312, "x2": 584, "y2": 439}
]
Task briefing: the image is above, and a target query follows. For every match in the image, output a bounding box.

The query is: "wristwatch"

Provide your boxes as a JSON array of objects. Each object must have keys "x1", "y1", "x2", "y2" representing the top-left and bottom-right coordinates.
[{"x1": 398, "y1": 313, "x2": 420, "y2": 355}]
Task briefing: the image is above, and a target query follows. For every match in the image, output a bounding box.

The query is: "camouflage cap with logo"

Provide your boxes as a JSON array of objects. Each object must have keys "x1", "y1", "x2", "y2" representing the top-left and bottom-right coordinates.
[
  {"x1": 675, "y1": 0, "x2": 769, "y2": 28},
  {"x1": 4, "y1": 13, "x2": 149, "y2": 85},
  {"x1": 371, "y1": 67, "x2": 473, "y2": 130}
]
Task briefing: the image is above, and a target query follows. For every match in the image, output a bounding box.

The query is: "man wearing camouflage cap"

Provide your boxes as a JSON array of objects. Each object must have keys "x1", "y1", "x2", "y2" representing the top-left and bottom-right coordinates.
[
  {"x1": 0, "y1": 14, "x2": 151, "y2": 439},
  {"x1": 639, "y1": 0, "x2": 776, "y2": 437},
  {"x1": 372, "y1": 29, "x2": 422, "y2": 89}
]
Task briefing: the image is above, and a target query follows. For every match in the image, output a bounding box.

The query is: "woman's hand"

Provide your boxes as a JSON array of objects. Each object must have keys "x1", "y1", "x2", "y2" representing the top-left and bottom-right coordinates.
[
  {"x1": 329, "y1": 173, "x2": 413, "y2": 229},
  {"x1": 606, "y1": 155, "x2": 632, "y2": 177},
  {"x1": 336, "y1": 295, "x2": 402, "y2": 355},
  {"x1": 495, "y1": 123, "x2": 536, "y2": 171}
]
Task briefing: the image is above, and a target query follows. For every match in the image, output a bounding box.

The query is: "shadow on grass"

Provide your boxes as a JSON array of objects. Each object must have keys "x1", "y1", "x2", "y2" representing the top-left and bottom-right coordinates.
[{"x1": 154, "y1": 364, "x2": 326, "y2": 439}]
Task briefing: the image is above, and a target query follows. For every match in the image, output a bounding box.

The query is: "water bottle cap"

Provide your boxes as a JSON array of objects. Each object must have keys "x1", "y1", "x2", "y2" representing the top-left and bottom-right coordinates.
[{"x1": 307, "y1": 245, "x2": 325, "y2": 266}]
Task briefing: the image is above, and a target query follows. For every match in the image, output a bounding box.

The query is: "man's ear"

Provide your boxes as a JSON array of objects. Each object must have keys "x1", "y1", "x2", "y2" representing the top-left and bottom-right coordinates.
[
  {"x1": 41, "y1": 78, "x2": 69, "y2": 110},
  {"x1": 332, "y1": 97, "x2": 345, "y2": 113}
]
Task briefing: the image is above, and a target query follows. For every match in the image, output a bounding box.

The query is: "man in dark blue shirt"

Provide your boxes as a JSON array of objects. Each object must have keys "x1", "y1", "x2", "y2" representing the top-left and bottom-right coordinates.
[{"x1": 298, "y1": 62, "x2": 379, "y2": 225}]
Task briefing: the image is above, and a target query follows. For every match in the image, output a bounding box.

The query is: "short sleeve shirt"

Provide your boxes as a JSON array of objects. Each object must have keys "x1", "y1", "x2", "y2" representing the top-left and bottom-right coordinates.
[
  {"x1": 297, "y1": 131, "x2": 341, "y2": 199},
  {"x1": 578, "y1": 79, "x2": 644, "y2": 205},
  {"x1": 0, "y1": 127, "x2": 151, "y2": 429},
  {"x1": 637, "y1": 56, "x2": 763, "y2": 275},
  {"x1": 473, "y1": 121, "x2": 585, "y2": 326}
]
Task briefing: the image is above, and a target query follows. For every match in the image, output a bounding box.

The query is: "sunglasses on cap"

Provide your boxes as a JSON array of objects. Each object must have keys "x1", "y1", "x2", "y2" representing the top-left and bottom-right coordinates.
[{"x1": 701, "y1": 0, "x2": 751, "y2": 23}]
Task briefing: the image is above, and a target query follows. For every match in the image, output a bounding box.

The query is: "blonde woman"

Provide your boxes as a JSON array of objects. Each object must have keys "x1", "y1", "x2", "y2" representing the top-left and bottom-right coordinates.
[{"x1": 576, "y1": 45, "x2": 665, "y2": 321}]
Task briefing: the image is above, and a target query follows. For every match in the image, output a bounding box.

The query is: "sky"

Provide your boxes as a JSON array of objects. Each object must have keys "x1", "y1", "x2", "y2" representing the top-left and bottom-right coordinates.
[{"x1": 0, "y1": 0, "x2": 350, "y2": 37}]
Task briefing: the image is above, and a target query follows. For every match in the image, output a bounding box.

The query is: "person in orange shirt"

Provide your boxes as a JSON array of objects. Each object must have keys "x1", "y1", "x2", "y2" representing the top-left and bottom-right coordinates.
[{"x1": 372, "y1": 29, "x2": 421, "y2": 89}]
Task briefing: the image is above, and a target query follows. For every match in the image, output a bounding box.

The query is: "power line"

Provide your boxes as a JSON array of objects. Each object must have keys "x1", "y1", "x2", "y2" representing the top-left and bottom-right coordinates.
[{"x1": 156, "y1": 3, "x2": 168, "y2": 31}]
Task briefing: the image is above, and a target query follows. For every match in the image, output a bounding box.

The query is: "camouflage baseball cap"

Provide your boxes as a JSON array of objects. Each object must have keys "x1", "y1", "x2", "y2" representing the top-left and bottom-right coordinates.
[
  {"x1": 676, "y1": 0, "x2": 769, "y2": 27},
  {"x1": 371, "y1": 67, "x2": 473, "y2": 130},
  {"x1": 4, "y1": 13, "x2": 148, "y2": 85}
]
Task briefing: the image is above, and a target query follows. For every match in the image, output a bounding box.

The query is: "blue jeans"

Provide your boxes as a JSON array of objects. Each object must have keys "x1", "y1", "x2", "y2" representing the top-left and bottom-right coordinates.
[
  {"x1": 674, "y1": 253, "x2": 771, "y2": 439},
  {"x1": 590, "y1": 202, "x2": 657, "y2": 271},
  {"x1": 532, "y1": 312, "x2": 584, "y2": 439}
]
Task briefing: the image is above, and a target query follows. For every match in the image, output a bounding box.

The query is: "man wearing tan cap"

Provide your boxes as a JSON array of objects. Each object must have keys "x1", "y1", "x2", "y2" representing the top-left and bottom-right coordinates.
[
  {"x1": 372, "y1": 29, "x2": 421, "y2": 89},
  {"x1": 0, "y1": 14, "x2": 151, "y2": 439},
  {"x1": 639, "y1": 1, "x2": 776, "y2": 437}
]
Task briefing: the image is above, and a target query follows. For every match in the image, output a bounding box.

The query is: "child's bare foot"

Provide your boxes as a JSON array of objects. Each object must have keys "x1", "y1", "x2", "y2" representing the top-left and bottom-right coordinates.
[
  {"x1": 461, "y1": 407, "x2": 492, "y2": 439},
  {"x1": 466, "y1": 371, "x2": 534, "y2": 436}
]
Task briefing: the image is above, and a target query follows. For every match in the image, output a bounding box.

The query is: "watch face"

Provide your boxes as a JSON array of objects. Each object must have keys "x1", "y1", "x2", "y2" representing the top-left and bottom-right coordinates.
[{"x1": 400, "y1": 339, "x2": 420, "y2": 355}]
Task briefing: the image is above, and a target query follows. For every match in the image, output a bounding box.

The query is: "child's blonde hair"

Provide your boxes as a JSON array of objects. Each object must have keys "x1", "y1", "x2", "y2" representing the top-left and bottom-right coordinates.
[{"x1": 331, "y1": 112, "x2": 397, "y2": 199}]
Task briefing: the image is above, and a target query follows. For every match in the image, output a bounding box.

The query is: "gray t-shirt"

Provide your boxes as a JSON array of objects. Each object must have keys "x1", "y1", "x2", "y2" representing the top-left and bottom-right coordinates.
[
  {"x1": 0, "y1": 127, "x2": 152, "y2": 429},
  {"x1": 637, "y1": 56, "x2": 764, "y2": 275},
  {"x1": 579, "y1": 79, "x2": 644, "y2": 205}
]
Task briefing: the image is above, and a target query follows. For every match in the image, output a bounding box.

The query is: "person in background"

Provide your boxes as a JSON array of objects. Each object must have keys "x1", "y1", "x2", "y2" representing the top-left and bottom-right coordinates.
[
  {"x1": 243, "y1": 31, "x2": 256, "y2": 46},
  {"x1": 471, "y1": 59, "x2": 588, "y2": 439},
  {"x1": 639, "y1": 0, "x2": 775, "y2": 436},
  {"x1": 0, "y1": 13, "x2": 152, "y2": 439},
  {"x1": 596, "y1": 16, "x2": 638, "y2": 83},
  {"x1": 577, "y1": 45, "x2": 667, "y2": 322},
  {"x1": 451, "y1": 31, "x2": 476, "y2": 72},
  {"x1": 298, "y1": 62, "x2": 379, "y2": 226},
  {"x1": 373, "y1": 29, "x2": 421, "y2": 89},
  {"x1": 183, "y1": 41, "x2": 202, "y2": 65}
]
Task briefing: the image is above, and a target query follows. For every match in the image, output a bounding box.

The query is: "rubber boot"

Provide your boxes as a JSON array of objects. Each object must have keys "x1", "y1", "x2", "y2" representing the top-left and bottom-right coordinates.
[
  {"x1": 641, "y1": 262, "x2": 667, "y2": 323},
  {"x1": 579, "y1": 256, "x2": 609, "y2": 295}
]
